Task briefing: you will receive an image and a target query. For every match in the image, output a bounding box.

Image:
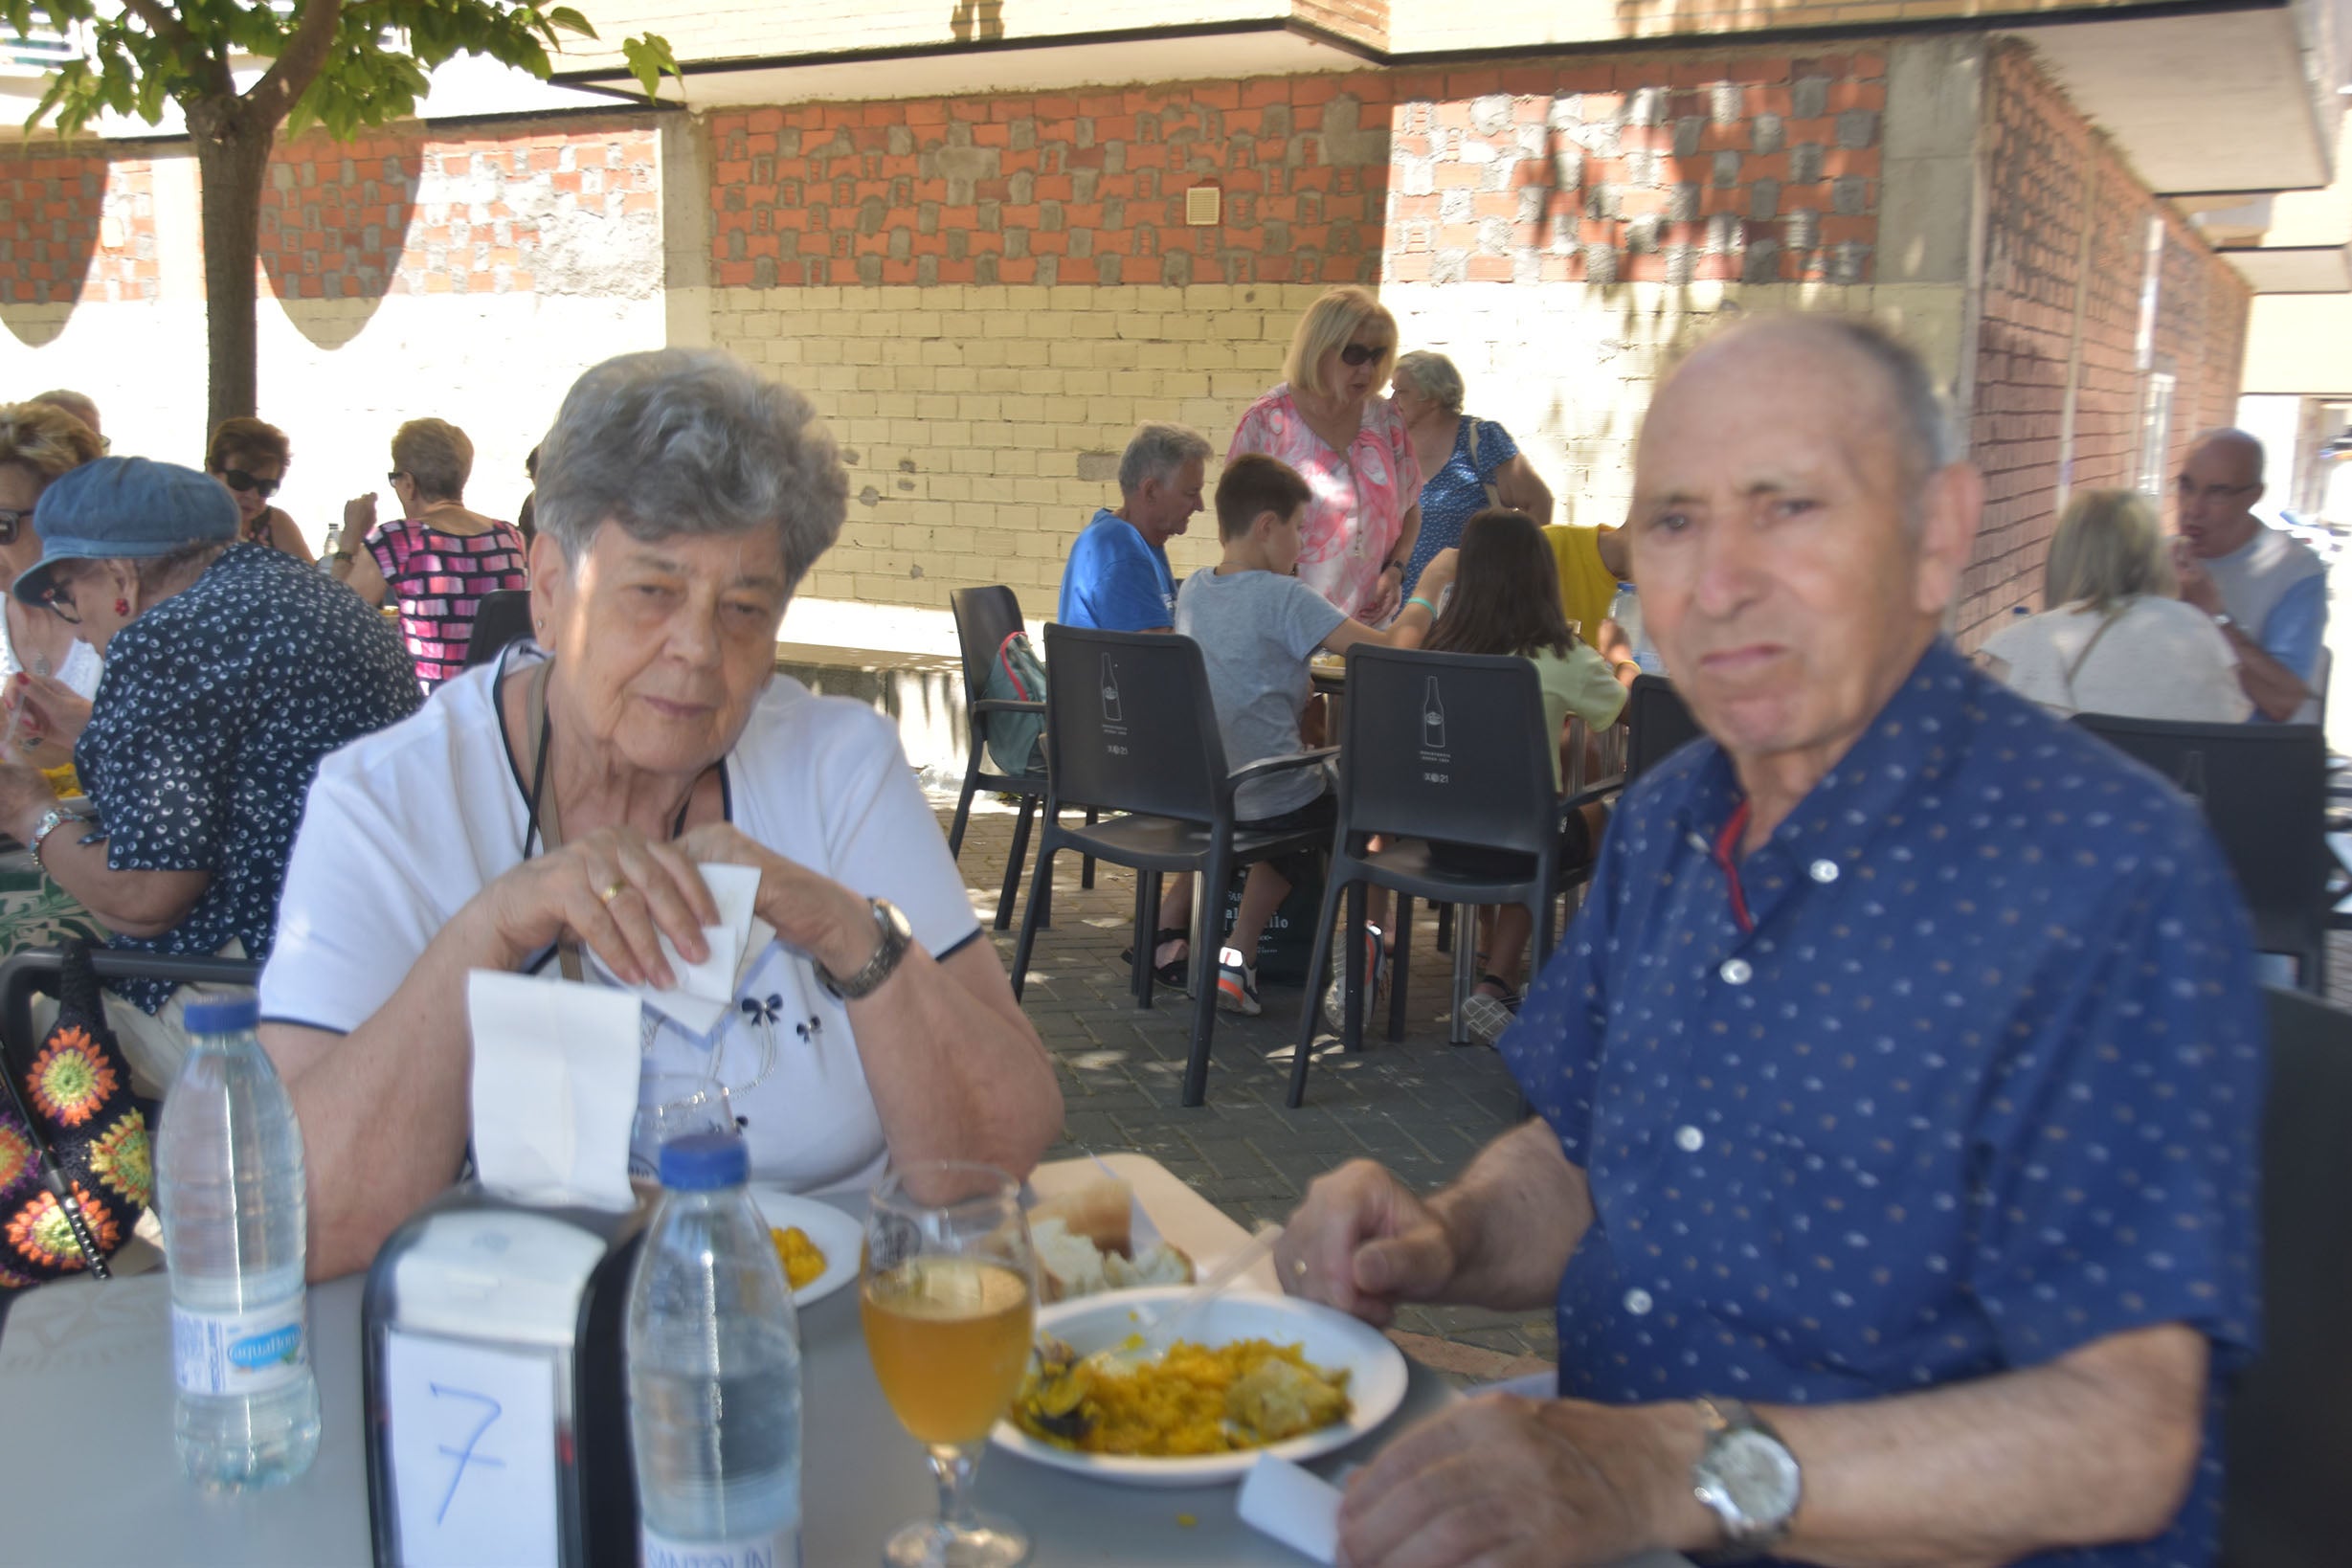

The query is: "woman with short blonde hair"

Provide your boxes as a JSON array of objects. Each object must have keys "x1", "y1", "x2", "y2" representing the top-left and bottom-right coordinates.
[
  {"x1": 1231, "y1": 285, "x2": 1422, "y2": 621},
  {"x1": 0, "y1": 401, "x2": 107, "y2": 768},
  {"x1": 335, "y1": 416, "x2": 527, "y2": 691},
  {"x1": 1981, "y1": 488, "x2": 2247, "y2": 720}
]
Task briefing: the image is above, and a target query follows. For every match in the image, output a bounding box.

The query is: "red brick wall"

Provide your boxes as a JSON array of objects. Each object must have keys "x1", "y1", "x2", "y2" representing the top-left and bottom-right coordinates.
[
  {"x1": 0, "y1": 151, "x2": 158, "y2": 305},
  {"x1": 705, "y1": 51, "x2": 1885, "y2": 293},
  {"x1": 260, "y1": 121, "x2": 661, "y2": 301},
  {"x1": 1384, "y1": 52, "x2": 1884, "y2": 286},
  {"x1": 1961, "y1": 42, "x2": 2249, "y2": 648},
  {"x1": 706, "y1": 78, "x2": 1394, "y2": 290}
]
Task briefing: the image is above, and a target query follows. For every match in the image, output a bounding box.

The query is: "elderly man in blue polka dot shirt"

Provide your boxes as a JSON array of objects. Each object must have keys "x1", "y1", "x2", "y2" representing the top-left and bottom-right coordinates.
[{"x1": 1277, "y1": 316, "x2": 2264, "y2": 1568}]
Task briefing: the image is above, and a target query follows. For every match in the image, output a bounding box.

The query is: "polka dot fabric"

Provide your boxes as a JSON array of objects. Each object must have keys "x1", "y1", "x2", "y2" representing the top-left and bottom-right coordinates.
[
  {"x1": 76, "y1": 544, "x2": 423, "y2": 1012},
  {"x1": 1500, "y1": 640, "x2": 2264, "y2": 1568}
]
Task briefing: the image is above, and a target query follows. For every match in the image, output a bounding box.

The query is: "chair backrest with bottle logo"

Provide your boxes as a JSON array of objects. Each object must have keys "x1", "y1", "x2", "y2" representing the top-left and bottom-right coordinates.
[
  {"x1": 1339, "y1": 645, "x2": 1556, "y2": 855},
  {"x1": 1041, "y1": 624, "x2": 1231, "y2": 824}
]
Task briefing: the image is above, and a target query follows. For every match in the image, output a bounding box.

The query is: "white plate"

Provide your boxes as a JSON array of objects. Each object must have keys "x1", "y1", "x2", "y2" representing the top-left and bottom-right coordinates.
[
  {"x1": 749, "y1": 1186, "x2": 863, "y2": 1309},
  {"x1": 990, "y1": 1287, "x2": 1409, "y2": 1489}
]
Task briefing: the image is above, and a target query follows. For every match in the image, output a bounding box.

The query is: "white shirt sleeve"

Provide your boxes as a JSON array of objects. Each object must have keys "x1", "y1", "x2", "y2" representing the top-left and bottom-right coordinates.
[
  {"x1": 800, "y1": 699, "x2": 984, "y2": 962},
  {"x1": 258, "y1": 749, "x2": 454, "y2": 1035}
]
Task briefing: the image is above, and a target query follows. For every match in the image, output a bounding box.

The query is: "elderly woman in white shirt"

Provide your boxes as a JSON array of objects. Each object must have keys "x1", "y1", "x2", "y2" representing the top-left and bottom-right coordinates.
[
  {"x1": 1979, "y1": 488, "x2": 2251, "y2": 722},
  {"x1": 260, "y1": 347, "x2": 1063, "y2": 1280}
]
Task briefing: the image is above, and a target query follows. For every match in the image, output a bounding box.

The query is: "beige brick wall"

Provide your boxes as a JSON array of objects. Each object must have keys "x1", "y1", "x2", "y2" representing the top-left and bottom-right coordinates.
[
  {"x1": 713, "y1": 277, "x2": 1968, "y2": 622},
  {"x1": 713, "y1": 281, "x2": 1329, "y2": 614}
]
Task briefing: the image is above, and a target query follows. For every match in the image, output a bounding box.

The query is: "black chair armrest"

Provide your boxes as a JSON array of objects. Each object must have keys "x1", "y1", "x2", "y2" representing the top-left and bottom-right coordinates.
[
  {"x1": 1227, "y1": 747, "x2": 1340, "y2": 788},
  {"x1": 1562, "y1": 773, "x2": 1626, "y2": 815},
  {"x1": 971, "y1": 698, "x2": 1046, "y2": 716}
]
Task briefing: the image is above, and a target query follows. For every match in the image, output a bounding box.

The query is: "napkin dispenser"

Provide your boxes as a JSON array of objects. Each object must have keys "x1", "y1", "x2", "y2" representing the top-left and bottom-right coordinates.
[{"x1": 362, "y1": 1185, "x2": 645, "y2": 1568}]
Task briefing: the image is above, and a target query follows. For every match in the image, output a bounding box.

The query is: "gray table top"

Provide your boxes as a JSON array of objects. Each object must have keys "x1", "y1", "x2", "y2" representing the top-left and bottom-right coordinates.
[
  {"x1": 0, "y1": 1244, "x2": 1466, "y2": 1565},
  {"x1": 0, "y1": 1195, "x2": 1691, "y2": 1568}
]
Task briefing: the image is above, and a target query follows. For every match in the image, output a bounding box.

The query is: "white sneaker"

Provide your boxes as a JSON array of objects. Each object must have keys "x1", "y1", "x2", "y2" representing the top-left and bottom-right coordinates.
[
  {"x1": 1320, "y1": 924, "x2": 1387, "y2": 1033},
  {"x1": 1215, "y1": 947, "x2": 1262, "y2": 1016}
]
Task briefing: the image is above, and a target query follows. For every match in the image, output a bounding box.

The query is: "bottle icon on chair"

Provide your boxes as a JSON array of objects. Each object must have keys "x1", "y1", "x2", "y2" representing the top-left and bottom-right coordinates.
[
  {"x1": 1422, "y1": 677, "x2": 1446, "y2": 751},
  {"x1": 1101, "y1": 655, "x2": 1124, "y2": 723}
]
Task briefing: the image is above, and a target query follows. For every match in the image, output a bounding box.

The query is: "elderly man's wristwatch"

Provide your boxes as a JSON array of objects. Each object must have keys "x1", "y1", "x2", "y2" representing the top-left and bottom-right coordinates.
[
  {"x1": 814, "y1": 897, "x2": 911, "y2": 1000},
  {"x1": 1690, "y1": 1397, "x2": 1802, "y2": 1563}
]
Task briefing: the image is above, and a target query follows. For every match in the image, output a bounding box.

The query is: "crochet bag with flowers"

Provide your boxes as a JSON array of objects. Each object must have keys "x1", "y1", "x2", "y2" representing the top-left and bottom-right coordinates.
[{"x1": 0, "y1": 943, "x2": 150, "y2": 1289}]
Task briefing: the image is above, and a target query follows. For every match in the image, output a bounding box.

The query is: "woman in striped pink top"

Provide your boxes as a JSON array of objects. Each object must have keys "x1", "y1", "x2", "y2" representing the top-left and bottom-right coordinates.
[{"x1": 334, "y1": 418, "x2": 528, "y2": 691}]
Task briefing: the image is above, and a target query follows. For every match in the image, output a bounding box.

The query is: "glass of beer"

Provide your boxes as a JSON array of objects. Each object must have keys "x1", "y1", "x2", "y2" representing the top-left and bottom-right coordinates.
[{"x1": 862, "y1": 1160, "x2": 1035, "y2": 1568}]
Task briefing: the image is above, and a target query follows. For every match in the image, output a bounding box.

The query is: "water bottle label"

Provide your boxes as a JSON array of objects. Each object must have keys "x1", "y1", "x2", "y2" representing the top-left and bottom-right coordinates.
[
  {"x1": 172, "y1": 1298, "x2": 309, "y2": 1397},
  {"x1": 641, "y1": 1526, "x2": 799, "y2": 1568}
]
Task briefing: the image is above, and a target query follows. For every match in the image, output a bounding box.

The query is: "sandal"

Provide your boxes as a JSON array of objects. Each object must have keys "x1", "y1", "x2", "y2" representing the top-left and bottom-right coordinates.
[
  {"x1": 1460, "y1": 974, "x2": 1522, "y2": 1048},
  {"x1": 1120, "y1": 928, "x2": 1192, "y2": 987}
]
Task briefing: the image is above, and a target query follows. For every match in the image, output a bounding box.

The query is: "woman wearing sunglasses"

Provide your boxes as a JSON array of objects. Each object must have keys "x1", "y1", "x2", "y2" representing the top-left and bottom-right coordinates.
[
  {"x1": 205, "y1": 416, "x2": 316, "y2": 564},
  {"x1": 1226, "y1": 285, "x2": 1422, "y2": 622},
  {"x1": 0, "y1": 402, "x2": 107, "y2": 769}
]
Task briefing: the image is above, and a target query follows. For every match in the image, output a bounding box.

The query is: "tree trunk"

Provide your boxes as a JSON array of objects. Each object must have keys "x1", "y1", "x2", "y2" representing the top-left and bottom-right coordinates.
[{"x1": 187, "y1": 98, "x2": 276, "y2": 441}]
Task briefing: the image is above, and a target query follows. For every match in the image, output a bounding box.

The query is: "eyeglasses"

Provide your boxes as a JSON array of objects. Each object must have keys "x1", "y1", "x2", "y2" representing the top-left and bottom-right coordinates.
[
  {"x1": 386, "y1": 470, "x2": 407, "y2": 485},
  {"x1": 1338, "y1": 343, "x2": 1388, "y2": 368},
  {"x1": 0, "y1": 508, "x2": 25, "y2": 549},
  {"x1": 2175, "y1": 476, "x2": 2257, "y2": 504},
  {"x1": 38, "y1": 576, "x2": 79, "y2": 626},
  {"x1": 219, "y1": 468, "x2": 280, "y2": 499}
]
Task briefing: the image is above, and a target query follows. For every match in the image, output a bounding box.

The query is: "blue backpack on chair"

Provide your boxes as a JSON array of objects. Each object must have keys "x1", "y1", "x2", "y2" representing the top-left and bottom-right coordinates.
[{"x1": 980, "y1": 630, "x2": 1048, "y2": 776}]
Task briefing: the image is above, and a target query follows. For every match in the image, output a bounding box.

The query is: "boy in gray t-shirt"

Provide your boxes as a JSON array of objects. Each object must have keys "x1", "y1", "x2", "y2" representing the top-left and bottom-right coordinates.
[{"x1": 1155, "y1": 454, "x2": 1456, "y2": 1016}]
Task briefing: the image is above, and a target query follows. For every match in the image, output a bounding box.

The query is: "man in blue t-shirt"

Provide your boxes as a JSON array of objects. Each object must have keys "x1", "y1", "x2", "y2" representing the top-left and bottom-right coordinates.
[{"x1": 1057, "y1": 422, "x2": 1211, "y2": 632}]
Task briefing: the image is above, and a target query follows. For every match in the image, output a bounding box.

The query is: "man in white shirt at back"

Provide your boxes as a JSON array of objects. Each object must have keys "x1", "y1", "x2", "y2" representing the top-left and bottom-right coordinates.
[{"x1": 2172, "y1": 427, "x2": 2329, "y2": 722}]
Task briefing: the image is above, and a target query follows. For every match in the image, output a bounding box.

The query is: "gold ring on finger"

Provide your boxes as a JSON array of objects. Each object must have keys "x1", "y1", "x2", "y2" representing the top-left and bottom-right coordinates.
[
  {"x1": 598, "y1": 879, "x2": 625, "y2": 906},
  {"x1": 1291, "y1": 1258, "x2": 1309, "y2": 1279}
]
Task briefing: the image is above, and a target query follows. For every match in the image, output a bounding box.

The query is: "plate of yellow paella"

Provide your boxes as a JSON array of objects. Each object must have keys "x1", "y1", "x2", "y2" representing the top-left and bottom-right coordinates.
[
  {"x1": 750, "y1": 1186, "x2": 862, "y2": 1308},
  {"x1": 992, "y1": 1287, "x2": 1410, "y2": 1488}
]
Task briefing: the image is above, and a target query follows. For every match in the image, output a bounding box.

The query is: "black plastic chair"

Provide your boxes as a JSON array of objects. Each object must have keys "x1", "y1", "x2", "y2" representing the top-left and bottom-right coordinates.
[
  {"x1": 945, "y1": 587, "x2": 1089, "y2": 930},
  {"x1": 2071, "y1": 714, "x2": 2327, "y2": 994},
  {"x1": 2222, "y1": 987, "x2": 2352, "y2": 1568},
  {"x1": 1011, "y1": 625, "x2": 1334, "y2": 1107},
  {"x1": 459, "y1": 588, "x2": 534, "y2": 673},
  {"x1": 1288, "y1": 645, "x2": 1603, "y2": 1107},
  {"x1": 1624, "y1": 672, "x2": 1703, "y2": 782}
]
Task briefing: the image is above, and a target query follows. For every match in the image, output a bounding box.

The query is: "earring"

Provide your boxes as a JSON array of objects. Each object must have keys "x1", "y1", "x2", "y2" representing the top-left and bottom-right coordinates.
[{"x1": 113, "y1": 598, "x2": 129, "y2": 617}]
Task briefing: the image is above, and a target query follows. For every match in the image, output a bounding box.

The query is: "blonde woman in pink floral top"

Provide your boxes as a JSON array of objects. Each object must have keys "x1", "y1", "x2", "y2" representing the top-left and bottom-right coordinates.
[{"x1": 1227, "y1": 286, "x2": 1423, "y2": 622}]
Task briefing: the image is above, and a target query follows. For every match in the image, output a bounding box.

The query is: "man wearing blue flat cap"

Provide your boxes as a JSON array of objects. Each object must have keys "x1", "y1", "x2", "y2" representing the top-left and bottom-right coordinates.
[{"x1": 0, "y1": 457, "x2": 420, "y2": 1085}]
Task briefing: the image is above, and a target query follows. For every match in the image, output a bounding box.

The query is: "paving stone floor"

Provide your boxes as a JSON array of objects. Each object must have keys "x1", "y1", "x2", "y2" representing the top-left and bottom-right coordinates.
[{"x1": 940, "y1": 795, "x2": 1561, "y2": 1367}]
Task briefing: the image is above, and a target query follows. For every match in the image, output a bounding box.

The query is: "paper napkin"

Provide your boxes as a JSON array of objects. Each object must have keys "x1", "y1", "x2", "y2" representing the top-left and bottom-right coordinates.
[
  {"x1": 583, "y1": 862, "x2": 767, "y2": 1036},
  {"x1": 1237, "y1": 1452, "x2": 1343, "y2": 1564},
  {"x1": 467, "y1": 970, "x2": 641, "y2": 1211}
]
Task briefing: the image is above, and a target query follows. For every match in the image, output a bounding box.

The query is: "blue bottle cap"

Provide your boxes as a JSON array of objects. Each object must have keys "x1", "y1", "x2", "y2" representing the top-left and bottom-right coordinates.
[
  {"x1": 658, "y1": 1131, "x2": 749, "y2": 1191},
  {"x1": 181, "y1": 995, "x2": 259, "y2": 1036}
]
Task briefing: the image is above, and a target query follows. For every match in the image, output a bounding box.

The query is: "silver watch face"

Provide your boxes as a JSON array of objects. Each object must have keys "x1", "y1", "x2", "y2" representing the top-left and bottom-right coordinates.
[{"x1": 1706, "y1": 1428, "x2": 1802, "y2": 1532}]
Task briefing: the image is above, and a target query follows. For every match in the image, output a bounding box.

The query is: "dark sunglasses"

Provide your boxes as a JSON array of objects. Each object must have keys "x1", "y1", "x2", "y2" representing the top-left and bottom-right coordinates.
[
  {"x1": 387, "y1": 470, "x2": 407, "y2": 485},
  {"x1": 1338, "y1": 343, "x2": 1387, "y2": 368},
  {"x1": 0, "y1": 508, "x2": 25, "y2": 549},
  {"x1": 219, "y1": 467, "x2": 280, "y2": 499}
]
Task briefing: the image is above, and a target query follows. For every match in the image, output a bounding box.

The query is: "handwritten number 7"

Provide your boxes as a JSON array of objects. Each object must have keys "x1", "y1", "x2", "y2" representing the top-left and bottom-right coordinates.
[{"x1": 427, "y1": 1382, "x2": 506, "y2": 1527}]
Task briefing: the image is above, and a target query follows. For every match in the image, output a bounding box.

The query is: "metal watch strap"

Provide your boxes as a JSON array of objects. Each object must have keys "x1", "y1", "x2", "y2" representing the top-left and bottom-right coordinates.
[
  {"x1": 1691, "y1": 1396, "x2": 1800, "y2": 1564},
  {"x1": 815, "y1": 897, "x2": 909, "y2": 1000},
  {"x1": 26, "y1": 807, "x2": 69, "y2": 871}
]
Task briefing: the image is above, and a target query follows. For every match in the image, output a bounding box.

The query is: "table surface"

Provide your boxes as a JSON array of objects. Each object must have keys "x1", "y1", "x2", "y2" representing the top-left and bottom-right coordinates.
[{"x1": 0, "y1": 1154, "x2": 1691, "y2": 1567}]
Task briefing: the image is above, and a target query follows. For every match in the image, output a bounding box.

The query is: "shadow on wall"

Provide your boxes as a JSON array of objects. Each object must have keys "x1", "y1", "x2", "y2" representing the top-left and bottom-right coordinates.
[
  {"x1": 0, "y1": 157, "x2": 105, "y2": 347},
  {"x1": 260, "y1": 138, "x2": 421, "y2": 349},
  {"x1": 949, "y1": 0, "x2": 1005, "y2": 43}
]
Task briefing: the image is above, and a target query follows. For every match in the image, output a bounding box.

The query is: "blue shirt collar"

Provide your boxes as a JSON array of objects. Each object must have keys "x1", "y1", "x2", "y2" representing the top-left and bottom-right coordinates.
[{"x1": 1678, "y1": 638, "x2": 1975, "y2": 915}]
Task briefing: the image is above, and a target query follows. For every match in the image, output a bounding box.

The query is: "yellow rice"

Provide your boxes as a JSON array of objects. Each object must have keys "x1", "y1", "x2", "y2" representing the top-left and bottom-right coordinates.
[{"x1": 1013, "y1": 1337, "x2": 1350, "y2": 1457}]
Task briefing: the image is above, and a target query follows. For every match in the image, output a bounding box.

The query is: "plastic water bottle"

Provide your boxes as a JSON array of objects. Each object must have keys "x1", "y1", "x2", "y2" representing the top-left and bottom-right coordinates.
[
  {"x1": 155, "y1": 995, "x2": 321, "y2": 1490},
  {"x1": 628, "y1": 1131, "x2": 803, "y2": 1568},
  {"x1": 1608, "y1": 582, "x2": 1666, "y2": 675},
  {"x1": 317, "y1": 519, "x2": 342, "y2": 573}
]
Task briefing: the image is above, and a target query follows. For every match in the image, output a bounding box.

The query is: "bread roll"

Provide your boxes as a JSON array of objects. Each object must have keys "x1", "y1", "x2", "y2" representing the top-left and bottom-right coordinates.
[{"x1": 1029, "y1": 1177, "x2": 1132, "y2": 1258}]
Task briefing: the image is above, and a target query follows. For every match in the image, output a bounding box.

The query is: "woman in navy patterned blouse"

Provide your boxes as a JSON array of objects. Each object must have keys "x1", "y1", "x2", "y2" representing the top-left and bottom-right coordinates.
[{"x1": 0, "y1": 457, "x2": 419, "y2": 1083}]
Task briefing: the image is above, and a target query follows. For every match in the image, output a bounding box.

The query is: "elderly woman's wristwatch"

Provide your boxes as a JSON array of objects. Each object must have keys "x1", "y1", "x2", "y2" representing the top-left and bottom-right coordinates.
[
  {"x1": 815, "y1": 897, "x2": 911, "y2": 1000},
  {"x1": 1691, "y1": 1397, "x2": 1802, "y2": 1562}
]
